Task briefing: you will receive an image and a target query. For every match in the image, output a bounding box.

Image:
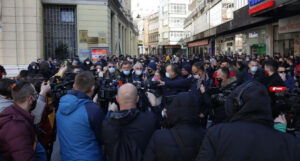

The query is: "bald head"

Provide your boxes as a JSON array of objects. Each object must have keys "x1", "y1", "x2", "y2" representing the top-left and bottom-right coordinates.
[{"x1": 116, "y1": 83, "x2": 139, "y2": 110}]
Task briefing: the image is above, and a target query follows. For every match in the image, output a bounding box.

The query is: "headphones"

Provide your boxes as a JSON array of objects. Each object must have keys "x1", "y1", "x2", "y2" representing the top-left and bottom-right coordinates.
[{"x1": 233, "y1": 81, "x2": 257, "y2": 108}]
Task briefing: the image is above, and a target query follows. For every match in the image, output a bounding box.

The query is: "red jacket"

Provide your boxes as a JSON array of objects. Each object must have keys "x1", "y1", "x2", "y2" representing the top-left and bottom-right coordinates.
[{"x1": 0, "y1": 104, "x2": 36, "y2": 161}]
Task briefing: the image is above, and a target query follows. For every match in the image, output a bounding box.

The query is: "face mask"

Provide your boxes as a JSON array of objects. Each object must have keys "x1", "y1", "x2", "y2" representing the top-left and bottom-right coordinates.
[
  {"x1": 86, "y1": 61, "x2": 90, "y2": 65},
  {"x1": 152, "y1": 76, "x2": 161, "y2": 81},
  {"x1": 165, "y1": 72, "x2": 170, "y2": 78},
  {"x1": 279, "y1": 73, "x2": 286, "y2": 80},
  {"x1": 123, "y1": 70, "x2": 130, "y2": 76},
  {"x1": 109, "y1": 67, "x2": 115, "y2": 73},
  {"x1": 250, "y1": 66, "x2": 258, "y2": 72},
  {"x1": 135, "y1": 70, "x2": 142, "y2": 76},
  {"x1": 193, "y1": 75, "x2": 200, "y2": 79}
]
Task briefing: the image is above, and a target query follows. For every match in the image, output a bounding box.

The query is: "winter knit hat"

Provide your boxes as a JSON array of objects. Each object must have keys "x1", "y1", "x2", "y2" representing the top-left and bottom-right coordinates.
[
  {"x1": 148, "y1": 62, "x2": 157, "y2": 71},
  {"x1": 182, "y1": 64, "x2": 192, "y2": 74}
]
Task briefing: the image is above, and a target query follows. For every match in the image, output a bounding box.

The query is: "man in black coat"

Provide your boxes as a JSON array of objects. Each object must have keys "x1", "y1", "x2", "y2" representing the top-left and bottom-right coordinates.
[
  {"x1": 195, "y1": 81, "x2": 300, "y2": 161},
  {"x1": 143, "y1": 92, "x2": 206, "y2": 161},
  {"x1": 264, "y1": 60, "x2": 286, "y2": 117},
  {"x1": 236, "y1": 60, "x2": 265, "y2": 85},
  {"x1": 101, "y1": 84, "x2": 158, "y2": 161},
  {"x1": 158, "y1": 64, "x2": 191, "y2": 105}
]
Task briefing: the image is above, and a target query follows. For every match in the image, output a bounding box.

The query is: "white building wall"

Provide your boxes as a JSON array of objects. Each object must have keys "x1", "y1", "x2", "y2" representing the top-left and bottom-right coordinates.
[{"x1": 234, "y1": 0, "x2": 248, "y2": 11}]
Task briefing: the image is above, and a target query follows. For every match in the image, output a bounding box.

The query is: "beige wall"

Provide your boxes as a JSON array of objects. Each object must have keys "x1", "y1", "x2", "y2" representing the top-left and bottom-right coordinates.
[
  {"x1": 77, "y1": 4, "x2": 110, "y2": 50},
  {"x1": 0, "y1": 1, "x2": 138, "y2": 68},
  {"x1": 0, "y1": 0, "x2": 43, "y2": 65},
  {"x1": 78, "y1": 4, "x2": 138, "y2": 56}
]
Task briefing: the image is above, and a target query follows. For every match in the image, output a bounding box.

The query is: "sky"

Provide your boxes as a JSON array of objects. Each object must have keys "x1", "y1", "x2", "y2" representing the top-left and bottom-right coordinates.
[{"x1": 131, "y1": 0, "x2": 160, "y2": 19}]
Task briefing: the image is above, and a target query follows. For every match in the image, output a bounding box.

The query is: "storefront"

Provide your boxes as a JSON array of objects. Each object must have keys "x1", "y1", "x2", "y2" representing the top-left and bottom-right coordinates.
[
  {"x1": 164, "y1": 45, "x2": 182, "y2": 55},
  {"x1": 274, "y1": 15, "x2": 300, "y2": 56},
  {"x1": 215, "y1": 26, "x2": 267, "y2": 56},
  {"x1": 187, "y1": 39, "x2": 209, "y2": 56},
  {"x1": 215, "y1": 36, "x2": 235, "y2": 55}
]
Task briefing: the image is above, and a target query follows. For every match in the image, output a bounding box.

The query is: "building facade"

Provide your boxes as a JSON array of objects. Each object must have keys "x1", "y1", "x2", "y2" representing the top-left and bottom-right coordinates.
[
  {"x1": 184, "y1": 0, "x2": 235, "y2": 56},
  {"x1": 0, "y1": 0, "x2": 138, "y2": 76},
  {"x1": 159, "y1": 0, "x2": 190, "y2": 55},
  {"x1": 148, "y1": 12, "x2": 159, "y2": 54},
  {"x1": 131, "y1": 0, "x2": 160, "y2": 54},
  {"x1": 184, "y1": 0, "x2": 300, "y2": 57}
]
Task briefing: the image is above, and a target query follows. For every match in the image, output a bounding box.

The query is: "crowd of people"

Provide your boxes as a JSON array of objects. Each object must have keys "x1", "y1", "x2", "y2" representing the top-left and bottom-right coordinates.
[{"x1": 0, "y1": 53, "x2": 300, "y2": 161}]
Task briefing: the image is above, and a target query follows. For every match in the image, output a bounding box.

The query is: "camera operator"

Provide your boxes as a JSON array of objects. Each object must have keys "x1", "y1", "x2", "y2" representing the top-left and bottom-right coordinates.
[
  {"x1": 211, "y1": 67, "x2": 237, "y2": 124},
  {"x1": 120, "y1": 61, "x2": 133, "y2": 83},
  {"x1": 264, "y1": 60, "x2": 286, "y2": 117},
  {"x1": 101, "y1": 83, "x2": 158, "y2": 161},
  {"x1": 264, "y1": 60, "x2": 285, "y2": 89},
  {"x1": 56, "y1": 71, "x2": 105, "y2": 161},
  {"x1": 195, "y1": 81, "x2": 300, "y2": 161}
]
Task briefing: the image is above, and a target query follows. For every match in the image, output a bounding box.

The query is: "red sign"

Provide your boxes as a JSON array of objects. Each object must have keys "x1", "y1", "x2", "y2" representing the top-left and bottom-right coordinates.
[
  {"x1": 90, "y1": 47, "x2": 109, "y2": 62},
  {"x1": 269, "y1": 87, "x2": 287, "y2": 93},
  {"x1": 188, "y1": 40, "x2": 209, "y2": 47},
  {"x1": 249, "y1": 0, "x2": 275, "y2": 15}
]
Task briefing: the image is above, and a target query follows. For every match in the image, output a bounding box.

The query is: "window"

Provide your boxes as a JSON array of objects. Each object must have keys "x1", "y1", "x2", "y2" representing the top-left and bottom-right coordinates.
[
  {"x1": 163, "y1": 32, "x2": 169, "y2": 38},
  {"x1": 61, "y1": 10, "x2": 74, "y2": 22},
  {"x1": 169, "y1": 18, "x2": 184, "y2": 27},
  {"x1": 222, "y1": 3, "x2": 234, "y2": 8},
  {"x1": 170, "y1": 31, "x2": 185, "y2": 39},
  {"x1": 169, "y1": 4, "x2": 186, "y2": 14}
]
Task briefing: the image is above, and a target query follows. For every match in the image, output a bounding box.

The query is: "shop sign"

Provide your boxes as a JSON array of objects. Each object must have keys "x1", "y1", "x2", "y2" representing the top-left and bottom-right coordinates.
[
  {"x1": 249, "y1": 32, "x2": 259, "y2": 38},
  {"x1": 279, "y1": 15, "x2": 300, "y2": 34},
  {"x1": 188, "y1": 40, "x2": 209, "y2": 47},
  {"x1": 249, "y1": 0, "x2": 275, "y2": 15},
  {"x1": 164, "y1": 45, "x2": 181, "y2": 49},
  {"x1": 90, "y1": 47, "x2": 109, "y2": 62}
]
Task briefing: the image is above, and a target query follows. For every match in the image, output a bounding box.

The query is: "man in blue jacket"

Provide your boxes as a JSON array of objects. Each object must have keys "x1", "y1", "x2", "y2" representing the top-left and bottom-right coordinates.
[{"x1": 56, "y1": 71, "x2": 104, "y2": 161}]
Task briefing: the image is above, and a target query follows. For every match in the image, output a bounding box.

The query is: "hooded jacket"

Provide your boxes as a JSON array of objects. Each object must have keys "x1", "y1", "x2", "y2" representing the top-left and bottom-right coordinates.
[
  {"x1": 0, "y1": 104, "x2": 36, "y2": 161},
  {"x1": 0, "y1": 96, "x2": 13, "y2": 113},
  {"x1": 101, "y1": 109, "x2": 157, "y2": 161},
  {"x1": 195, "y1": 81, "x2": 300, "y2": 161},
  {"x1": 143, "y1": 92, "x2": 206, "y2": 161},
  {"x1": 56, "y1": 90, "x2": 104, "y2": 161}
]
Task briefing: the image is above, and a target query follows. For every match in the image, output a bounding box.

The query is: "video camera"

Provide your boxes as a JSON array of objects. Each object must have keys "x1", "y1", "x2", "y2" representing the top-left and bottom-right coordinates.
[
  {"x1": 49, "y1": 73, "x2": 76, "y2": 102},
  {"x1": 209, "y1": 85, "x2": 236, "y2": 106},
  {"x1": 97, "y1": 78, "x2": 118, "y2": 103},
  {"x1": 272, "y1": 87, "x2": 300, "y2": 132}
]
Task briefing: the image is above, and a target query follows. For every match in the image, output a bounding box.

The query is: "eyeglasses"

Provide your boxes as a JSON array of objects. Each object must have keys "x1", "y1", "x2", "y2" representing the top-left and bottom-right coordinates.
[
  {"x1": 108, "y1": 66, "x2": 114, "y2": 68},
  {"x1": 278, "y1": 71, "x2": 286, "y2": 74}
]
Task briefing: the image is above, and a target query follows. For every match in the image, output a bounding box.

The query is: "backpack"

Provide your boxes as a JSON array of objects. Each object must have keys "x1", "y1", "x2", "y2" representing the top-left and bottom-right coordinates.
[{"x1": 110, "y1": 127, "x2": 143, "y2": 161}]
